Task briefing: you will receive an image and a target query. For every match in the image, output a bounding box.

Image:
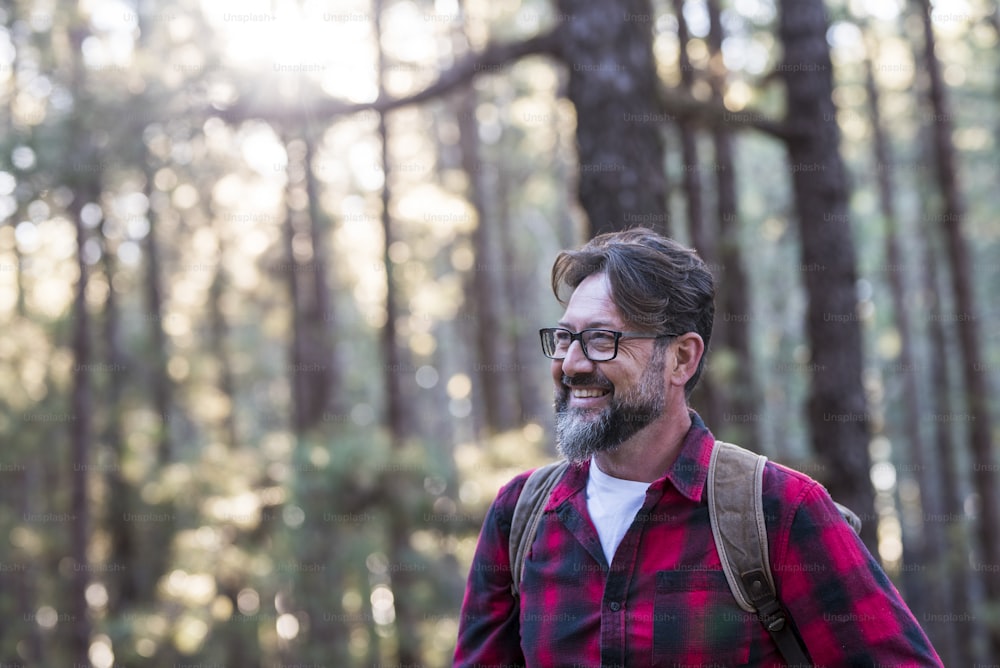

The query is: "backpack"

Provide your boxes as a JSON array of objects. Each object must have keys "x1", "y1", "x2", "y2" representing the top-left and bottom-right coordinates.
[{"x1": 508, "y1": 440, "x2": 862, "y2": 667}]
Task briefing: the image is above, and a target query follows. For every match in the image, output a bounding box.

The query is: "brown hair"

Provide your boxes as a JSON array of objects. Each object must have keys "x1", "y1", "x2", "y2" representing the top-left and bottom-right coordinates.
[{"x1": 551, "y1": 227, "x2": 715, "y2": 395}]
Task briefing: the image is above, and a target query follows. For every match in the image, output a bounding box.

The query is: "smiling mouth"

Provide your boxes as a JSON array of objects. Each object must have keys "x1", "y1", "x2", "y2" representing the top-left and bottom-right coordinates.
[
  {"x1": 571, "y1": 388, "x2": 610, "y2": 399},
  {"x1": 562, "y1": 374, "x2": 613, "y2": 400}
]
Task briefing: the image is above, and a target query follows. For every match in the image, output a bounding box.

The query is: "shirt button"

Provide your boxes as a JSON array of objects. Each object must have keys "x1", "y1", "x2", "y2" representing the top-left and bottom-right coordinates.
[{"x1": 609, "y1": 601, "x2": 621, "y2": 611}]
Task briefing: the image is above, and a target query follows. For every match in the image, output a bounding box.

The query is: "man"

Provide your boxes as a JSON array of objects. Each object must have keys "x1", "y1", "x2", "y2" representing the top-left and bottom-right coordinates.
[{"x1": 454, "y1": 228, "x2": 942, "y2": 666}]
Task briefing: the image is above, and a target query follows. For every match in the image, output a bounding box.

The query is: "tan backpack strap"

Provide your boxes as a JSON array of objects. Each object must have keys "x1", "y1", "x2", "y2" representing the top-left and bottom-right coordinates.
[
  {"x1": 509, "y1": 460, "x2": 569, "y2": 597},
  {"x1": 709, "y1": 440, "x2": 814, "y2": 665},
  {"x1": 708, "y1": 440, "x2": 772, "y2": 613}
]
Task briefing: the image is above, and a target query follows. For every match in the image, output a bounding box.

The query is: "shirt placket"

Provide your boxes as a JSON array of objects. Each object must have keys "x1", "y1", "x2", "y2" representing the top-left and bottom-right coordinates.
[{"x1": 598, "y1": 484, "x2": 666, "y2": 668}]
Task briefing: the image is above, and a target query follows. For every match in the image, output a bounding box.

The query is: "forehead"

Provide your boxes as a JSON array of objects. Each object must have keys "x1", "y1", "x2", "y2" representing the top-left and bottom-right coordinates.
[{"x1": 559, "y1": 273, "x2": 625, "y2": 329}]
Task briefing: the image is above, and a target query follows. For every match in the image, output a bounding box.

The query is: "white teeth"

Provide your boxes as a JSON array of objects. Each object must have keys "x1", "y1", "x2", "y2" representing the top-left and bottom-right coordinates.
[{"x1": 572, "y1": 388, "x2": 608, "y2": 398}]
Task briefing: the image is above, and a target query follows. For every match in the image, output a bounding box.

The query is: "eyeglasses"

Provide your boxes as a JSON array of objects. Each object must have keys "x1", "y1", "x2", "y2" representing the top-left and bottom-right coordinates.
[{"x1": 539, "y1": 327, "x2": 677, "y2": 362}]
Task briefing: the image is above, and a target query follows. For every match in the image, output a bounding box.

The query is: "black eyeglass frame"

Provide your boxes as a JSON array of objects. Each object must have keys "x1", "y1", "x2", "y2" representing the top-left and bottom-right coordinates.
[{"x1": 538, "y1": 327, "x2": 678, "y2": 362}]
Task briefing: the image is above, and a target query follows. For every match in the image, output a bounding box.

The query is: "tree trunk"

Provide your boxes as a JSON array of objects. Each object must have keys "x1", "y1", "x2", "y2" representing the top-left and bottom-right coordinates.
[
  {"x1": 777, "y1": 0, "x2": 877, "y2": 551},
  {"x1": 496, "y1": 167, "x2": 542, "y2": 427},
  {"x1": 553, "y1": 86, "x2": 584, "y2": 248},
  {"x1": 671, "y1": 0, "x2": 707, "y2": 255},
  {"x1": 287, "y1": 442, "x2": 348, "y2": 666},
  {"x1": 706, "y1": 0, "x2": 759, "y2": 453},
  {"x1": 457, "y1": 87, "x2": 520, "y2": 434},
  {"x1": 671, "y1": 0, "x2": 725, "y2": 434},
  {"x1": 303, "y1": 135, "x2": 336, "y2": 424},
  {"x1": 912, "y1": 1, "x2": 1000, "y2": 654},
  {"x1": 280, "y1": 127, "x2": 348, "y2": 663},
  {"x1": 66, "y1": 23, "x2": 96, "y2": 666},
  {"x1": 3, "y1": 4, "x2": 27, "y2": 318},
  {"x1": 378, "y1": 126, "x2": 407, "y2": 449},
  {"x1": 16, "y1": 462, "x2": 42, "y2": 663},
  {"x1": 99, "y1": 224, "x2": 140, "y2": 610},
  {"x1": 207, "y1": 238, "x2": 239, "y2": 450},
  {"x1": 374, "y1": 2, "x2": 422, "y2": 664},
  {"x1": 555, "y1": 0, "x2": 668, "y2": 236},
  {"x1": 282, "y1": 178, "x2": 307, "y2": 435},
  {"x1": 126, "y1": 0, "x2": 178, "y2": 633},
  {"x1": 220, "y1": 584, "x2": 262, "y2": 668},
  {"x1": 918, "y1": 210, "x2": 976, "y2": 666},
  {"x1": 283, "y1": 135, "x2": 334, "y2": 434},
  {"x1": 142, "y1": 176, "x2": 173, "y2": 465},
  {"x1": 862, "y1": 38, "x2": 956, "y2": 660},
  {"x1": 133, "y1": 176, "x2": 184, "y2": 665},
  {"x1": 69, "y1": 192, "x2": 94, "y2": 668},
  {"x1": 131, "y1": 0, "x2": 174, "y2": 473},
  {"x1": 671, "y1": 0, "x2": 753, "y2": 446}
]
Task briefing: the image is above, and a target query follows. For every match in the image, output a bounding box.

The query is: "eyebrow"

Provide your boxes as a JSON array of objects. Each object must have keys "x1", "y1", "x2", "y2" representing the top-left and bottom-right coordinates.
[{"x1": 556, "y1": 321, "x2": 619, "y2": 330}]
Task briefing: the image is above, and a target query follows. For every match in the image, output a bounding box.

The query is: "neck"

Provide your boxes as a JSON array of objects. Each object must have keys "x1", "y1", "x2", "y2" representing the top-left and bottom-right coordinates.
[{"x1": 593, "y1": 402, "x2": 692, "y2": 482}]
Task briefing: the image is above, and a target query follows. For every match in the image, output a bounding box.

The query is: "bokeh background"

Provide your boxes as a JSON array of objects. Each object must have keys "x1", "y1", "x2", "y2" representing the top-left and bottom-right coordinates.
[{"x1": 1, "y1": 0, "x2": 998, "y2": 665}]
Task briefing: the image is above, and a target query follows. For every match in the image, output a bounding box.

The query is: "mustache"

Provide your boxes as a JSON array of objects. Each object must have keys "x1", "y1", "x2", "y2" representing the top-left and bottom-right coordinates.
[{"x1": 561, "y1": 373, "x2": 613, "y2": 391}]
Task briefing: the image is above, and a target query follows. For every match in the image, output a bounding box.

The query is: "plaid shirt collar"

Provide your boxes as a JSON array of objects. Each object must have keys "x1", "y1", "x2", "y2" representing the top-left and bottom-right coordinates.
[{"x1": 660, "y1": 410, "x2": 714, "y2": 502}]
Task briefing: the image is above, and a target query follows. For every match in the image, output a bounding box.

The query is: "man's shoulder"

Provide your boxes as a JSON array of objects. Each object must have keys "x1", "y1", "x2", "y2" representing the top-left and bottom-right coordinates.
[
  {"x1": 492, "y1": 460, "x2": 582, "y2": 518},
  {"x1": 494, "y1": 468, "x2": 534, "y2": 509},
  {"x1": 763, "y1": 458, "x2": 821, "y2": 486},
  {"x1": 760, "y1": 458, "x2": 825, "y2": 509},
  {"x1": 713, "y1": 440, "x2": 822, "y2": 502}
]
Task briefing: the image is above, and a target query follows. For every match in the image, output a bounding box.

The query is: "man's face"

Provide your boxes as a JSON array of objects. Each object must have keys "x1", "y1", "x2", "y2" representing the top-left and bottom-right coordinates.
[{"x1": 551, "y1": 273, "x2": 668, "y2": 464}]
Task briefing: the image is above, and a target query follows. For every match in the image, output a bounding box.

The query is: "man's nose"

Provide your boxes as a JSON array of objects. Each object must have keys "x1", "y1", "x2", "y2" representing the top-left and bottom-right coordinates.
[{"x1": 560, "y1": 339, "x2": 595, "y2": 376}]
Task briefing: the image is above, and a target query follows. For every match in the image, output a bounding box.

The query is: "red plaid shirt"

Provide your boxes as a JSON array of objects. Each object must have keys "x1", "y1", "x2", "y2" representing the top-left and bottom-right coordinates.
[{"x1": 454, "y1": 414, "x2": 942, "y2": 667}]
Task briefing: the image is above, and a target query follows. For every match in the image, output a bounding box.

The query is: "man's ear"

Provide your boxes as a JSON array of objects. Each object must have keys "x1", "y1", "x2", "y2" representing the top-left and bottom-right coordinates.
[{"x1": 668, "y1": 333, "x2": 705, "y2": 389}]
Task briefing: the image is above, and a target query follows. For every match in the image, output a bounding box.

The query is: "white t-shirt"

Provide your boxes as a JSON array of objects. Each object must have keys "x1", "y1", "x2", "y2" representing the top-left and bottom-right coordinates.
[{"x1": 586, "y1": 458, "x2": 652, "y2": 564}]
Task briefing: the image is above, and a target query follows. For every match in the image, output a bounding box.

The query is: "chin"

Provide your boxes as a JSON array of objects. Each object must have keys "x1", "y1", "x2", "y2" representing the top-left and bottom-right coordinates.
[
  {"x1": 555, "y1": 411, "x2": 616, "y2": 463},
  {"x1": 568, "y1": 405, "x2": 606, "y2": 419},
  {"x1": 556, "y1": 435, "x2": 621, "y2": 465}
]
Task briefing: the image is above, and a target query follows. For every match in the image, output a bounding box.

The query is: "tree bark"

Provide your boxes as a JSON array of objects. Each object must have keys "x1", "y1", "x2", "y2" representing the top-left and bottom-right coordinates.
[
  {"x1": 139, "y1": 128, "x2": 183, "y2": 668},
  {"x1": 555, "y1": 0, "x2": 669, "y2": 235},
  {"x1": 66, "y1": 23, "x2": 96, "y2": 666},
  {"x1": 706, "y1": 0, "x2": 759, "y2": 452},
  {"x1": 377, "y1": 125, "x2": 408, "y2": 449},
  {"x1": 862, "y1": 38, "x2": 957, "y2": 660},
  {"x1": 15, "y1": 463, "x2": 42, "y2": 664},
  {"x1": 207, "y1": 237, "x2": 239, "y2": 450},
  {"x1": 3, "y1": 12, "x2": 23, "y2": 315},
  {"x1": 125, "y1": 0, "x2": 179, "y2": 631},
  {"x1": 303, "y1": 135, "x2": 338, "y2": 421},
  {"x1": 68, "y1": 189, "x2": 94, "y2": 668},
  {"x1": 671, "y1": 0, "x2": 727, "y2": 438},
  {"x1": 672, "y1": 0, "x2": 707, "y2": 255},
  {"x1": 457, "y1": 86, "x2": 521, "y2": 434},
  {"x1": 373, "y1": 2, "x2": 422, "y2": 664},
  {"x1": 282, "y1": 179, "x2": 306, "y2": 435},
  {"x1": 496, "y1": 167, "x2": 542, "y2": 426},
  {"x1": 276, "y1": 123, "x2": 347, "y2": 661},
  {"x1": 918, "y1": 210, "x2": 976, "y2": 666},
  {"x1": 99, "y1": 223, "x2": 140, "y2": 610},
  {"x1": 913, "y1": 0, "x2": 1000, "y2": 654},
  {"x1": 777, "y1": 0, "x2": 877, "y2": 551},
  {"x1": 142, "y1": 175, "x2": 173, "y2": 465},
  {"x1": 283, "y1": 135, "x2": 334, "y2": 434},
  {"x1": 132, "y1": 0, "x2": 174, "y2": 468}
]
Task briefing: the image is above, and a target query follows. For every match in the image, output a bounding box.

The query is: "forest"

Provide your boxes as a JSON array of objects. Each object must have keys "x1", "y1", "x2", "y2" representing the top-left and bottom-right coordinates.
[{"x1": 0, "y1": 0, "x2": 998, "y2": 665}]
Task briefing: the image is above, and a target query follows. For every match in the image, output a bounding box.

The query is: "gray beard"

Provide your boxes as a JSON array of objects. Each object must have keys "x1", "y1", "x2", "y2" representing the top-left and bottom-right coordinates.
[{"x1": 554, "y1": 352, "x2": 666, "y2": 465}]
